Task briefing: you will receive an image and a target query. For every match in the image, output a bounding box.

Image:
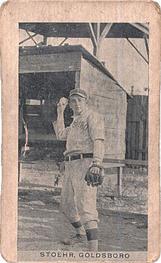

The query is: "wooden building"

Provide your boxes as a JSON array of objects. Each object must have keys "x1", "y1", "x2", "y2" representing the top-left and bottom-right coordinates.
[
  {"x1": 126, "y1": 95, "x2": 148, "y2": 161},
  {"x1": 19, "y1": 45, "x2": 127, "y2": 161}
]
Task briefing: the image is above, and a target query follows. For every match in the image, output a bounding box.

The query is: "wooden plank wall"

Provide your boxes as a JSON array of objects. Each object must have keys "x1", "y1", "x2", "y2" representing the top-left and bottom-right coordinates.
[
  {"x1": 126, "y1": 96, "x2": 148, "y2": 160},
  {"x1": 19, "y1": 52, "x2": 81, "y2": 73},
  {"x1": 80, "y1": 57, "x2": 127, "y2": 159}
]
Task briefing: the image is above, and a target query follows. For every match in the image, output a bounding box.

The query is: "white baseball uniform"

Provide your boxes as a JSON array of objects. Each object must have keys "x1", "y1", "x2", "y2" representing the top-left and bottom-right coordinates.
[{"x1": 55, "y1": 109, "x2": 105, "y2": 225}]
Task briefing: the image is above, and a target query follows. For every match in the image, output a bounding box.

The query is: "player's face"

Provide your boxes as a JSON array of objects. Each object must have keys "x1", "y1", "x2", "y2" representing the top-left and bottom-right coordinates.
[{"x1": 69, "y1": 95, "x2": 87, "y2": 115}]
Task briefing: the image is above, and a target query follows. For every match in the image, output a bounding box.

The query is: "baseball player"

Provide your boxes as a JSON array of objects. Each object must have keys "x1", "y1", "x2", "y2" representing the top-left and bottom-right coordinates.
[{"x1": 53, "y1": 89, "x2": 105, "y2": 251}]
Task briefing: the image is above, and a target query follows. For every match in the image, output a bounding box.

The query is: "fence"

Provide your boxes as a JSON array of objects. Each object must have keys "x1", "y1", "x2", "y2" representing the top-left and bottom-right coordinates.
[{"x1": 125, "y1": 95, "x2": 148, "y2": 161}]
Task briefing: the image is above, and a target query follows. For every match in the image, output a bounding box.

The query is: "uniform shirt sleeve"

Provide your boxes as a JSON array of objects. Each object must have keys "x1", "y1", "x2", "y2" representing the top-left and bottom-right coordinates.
[
  {"x1": 88, "y1": 112, "x2": 105, "y2": 141},
  {"x1": 53, "y1": 121, "x2": 70, "y2": 140},
  {"x1": 57, "y1": 127, "x2": 70, "y2": 140}
]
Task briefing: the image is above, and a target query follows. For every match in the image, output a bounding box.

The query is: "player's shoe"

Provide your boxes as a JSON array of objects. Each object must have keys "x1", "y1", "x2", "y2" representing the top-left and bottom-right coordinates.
[{"x1": 61, "y1": 234, "x2": 87, "y2": 245}]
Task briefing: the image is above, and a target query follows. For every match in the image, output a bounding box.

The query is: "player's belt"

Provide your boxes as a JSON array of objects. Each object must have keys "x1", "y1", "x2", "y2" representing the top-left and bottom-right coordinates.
[{"x1": 65, "y1": 153, "x2": 93, "y2": 161}]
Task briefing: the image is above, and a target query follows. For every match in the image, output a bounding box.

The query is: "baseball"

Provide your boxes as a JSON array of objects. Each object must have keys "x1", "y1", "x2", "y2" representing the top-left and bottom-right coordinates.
[{"x1": 59, "y1": 97, "x2": 68, "y2": 106}]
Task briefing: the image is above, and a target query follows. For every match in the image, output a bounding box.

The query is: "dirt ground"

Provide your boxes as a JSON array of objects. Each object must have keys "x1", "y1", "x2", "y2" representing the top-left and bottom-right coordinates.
[
  {"x1": 18, "y1": 160, "x2": 147, "y2": 252},
  {"x1": 18, "y1": 186, "x2": 147, "y2": 252}
]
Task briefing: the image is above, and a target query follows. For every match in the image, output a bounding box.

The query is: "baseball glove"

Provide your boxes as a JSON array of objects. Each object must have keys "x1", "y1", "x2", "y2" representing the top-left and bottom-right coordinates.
[{"x1": 85, "y1": 164, "x2": 104, "y2": 187}]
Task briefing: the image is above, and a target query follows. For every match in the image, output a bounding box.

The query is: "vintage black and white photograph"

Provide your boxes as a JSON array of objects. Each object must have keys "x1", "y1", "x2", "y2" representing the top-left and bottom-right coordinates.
[{"x1": 18, "y1": 22, "x2": 149, "y2": 260}]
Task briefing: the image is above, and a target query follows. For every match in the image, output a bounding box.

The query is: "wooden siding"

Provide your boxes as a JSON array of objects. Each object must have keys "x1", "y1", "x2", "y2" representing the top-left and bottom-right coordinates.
[
  {"x1": 19, "y1": 52, "x2": 81, "y2": 73},
  {"x1": 80, "y1": 57, "x2": 127, "y2": 159},
  {"x1": 126, "y1": 96, "x2": 148, "y2": 160}
]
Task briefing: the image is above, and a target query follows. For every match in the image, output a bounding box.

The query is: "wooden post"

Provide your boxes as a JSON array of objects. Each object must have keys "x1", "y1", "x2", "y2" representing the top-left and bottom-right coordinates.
[
  {"x1": 131, "y1": 122, "x2": 136, "y2": 159},
  {"x1": 145, "y1": 119, "x2": 148, "y2": 160},
  {"x1": 127, "y1": 122, "x2": 132, "y2": 159},
  {"x1": 92, "y1": 23, "x2": 100, "y2": 41},
  {"x1": 96, "y1": 23, "x2": 112, "y2": 58},
  {"x1": 96, "y1": 23, "x2": 100, "y2": 41},
  {"x1": 19, "y1": 107, "x2": 24, "y2": 135},
  {"x1": 43, "y1": 36, "x2": 48, "y2": 45},
  {"x1": 138, "y1": 120, "x2": 144, "y2": 160},
  {"x1": 88, "y1": 23, "x2": 97, "y2": 56},
  {"x1": 88, "y1": 23, "x2": 113, "y2": 58},
  {"x1": 117, "y1": 166, "x2": 123, "y2": 197},
  {"x1": 94, "y1": 23, "x2": 101, "y2": 57},
  {"x1": 18, "y1": 142, "x2": 22, "y2": 183}
]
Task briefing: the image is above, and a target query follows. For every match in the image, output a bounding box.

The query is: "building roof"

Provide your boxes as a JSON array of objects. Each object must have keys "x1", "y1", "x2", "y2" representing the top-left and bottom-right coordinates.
[
  {"x1": 19, "y1": 23, "x2": 148, "y2": 39},
  {"x1": 19, "y1": 44, "x2": 129, "y2": 95}
]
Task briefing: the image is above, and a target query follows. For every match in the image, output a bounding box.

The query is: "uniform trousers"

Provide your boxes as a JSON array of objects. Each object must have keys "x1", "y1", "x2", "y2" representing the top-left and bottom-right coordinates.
[{"x1": 60, "y1": 158, "x2": 98, "y2": 225}]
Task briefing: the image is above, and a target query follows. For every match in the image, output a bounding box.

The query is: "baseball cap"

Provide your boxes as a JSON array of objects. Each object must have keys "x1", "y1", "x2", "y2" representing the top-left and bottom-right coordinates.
[{"x1": 69, "y1": 89, "x2": 87, "y2": 99}]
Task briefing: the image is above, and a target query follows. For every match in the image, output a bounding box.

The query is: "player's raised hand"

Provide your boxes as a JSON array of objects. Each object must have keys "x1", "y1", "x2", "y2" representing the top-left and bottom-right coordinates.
[{"x1": 57, "y1": 97, "x2": 68, "y2": 114}]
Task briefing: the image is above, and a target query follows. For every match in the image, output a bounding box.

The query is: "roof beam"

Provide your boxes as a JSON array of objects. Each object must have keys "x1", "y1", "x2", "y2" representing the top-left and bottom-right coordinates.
[
  {"x1": 88, "y1": 23, "x2": 97, "y2": 47},
  {"x1": 94, "y1": 23, "x2": 112, "y2": 58},
  {"x1": 144, "y1": 35, "x2": 149, "y2": 58},
  {"x1": 132, "y1": 23, "x2": 149, "y2": 36},
  {"x1": 26, "y1": 30, "x2": 38, "y2": 46},
  {"x1": 97, "y1": 23, "x2": 101, "y2": 41},
  {"x1": 92, "y1": 23, "x2": 101, "y2": 42},
  {"x1": 126, "y1": 38, "x2": 149, "y2": 64},
  {"x1": 19, "y1": 33, "x2": 38, "y2": 45},
  {"x1": 99, "y1": 23, "x2": 113, "y2": 42},
  {"x1": 88, "y1": 23, "x2": 98, "y2": 56},
  {"x1": 59, "y1": 37, "x2": 68, "y2": 46}
]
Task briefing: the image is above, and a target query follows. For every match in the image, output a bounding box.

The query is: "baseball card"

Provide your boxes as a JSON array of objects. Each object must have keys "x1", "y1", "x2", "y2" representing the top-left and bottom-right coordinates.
[{"x1": 0, "y1": 0, "x2": 160, "y2": 262}]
